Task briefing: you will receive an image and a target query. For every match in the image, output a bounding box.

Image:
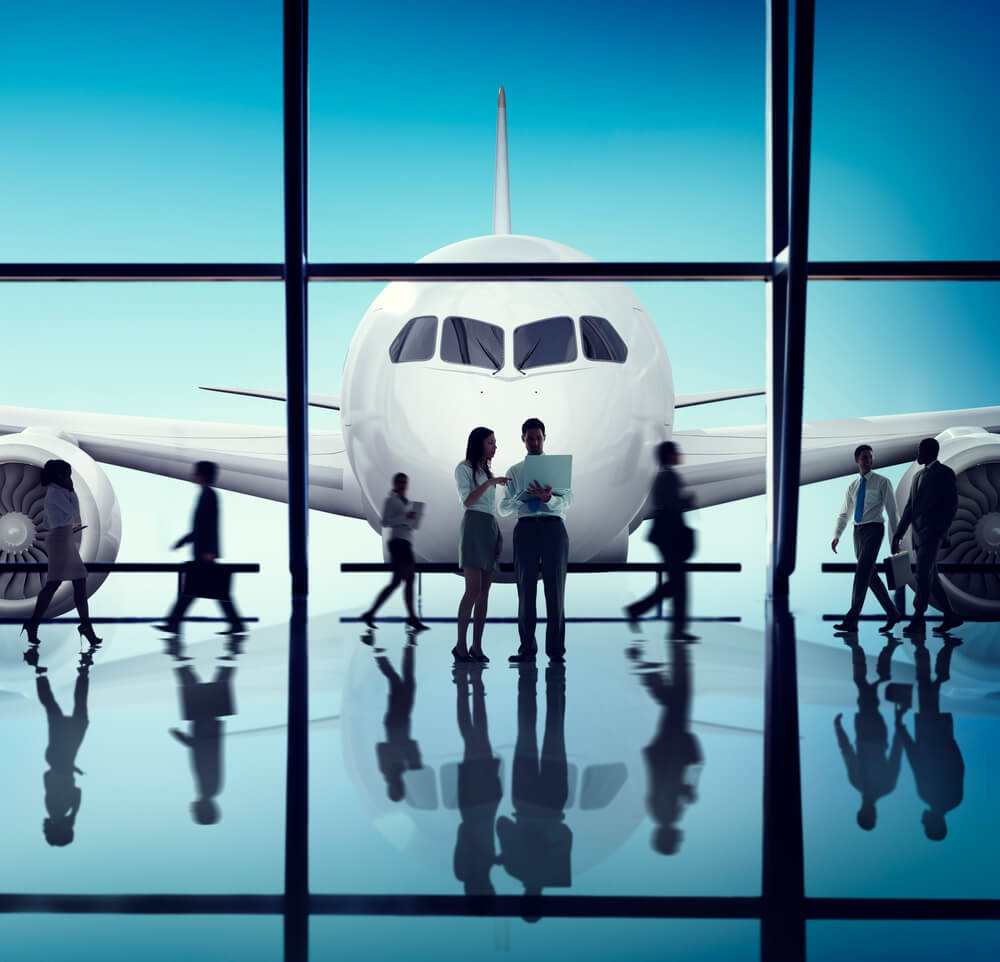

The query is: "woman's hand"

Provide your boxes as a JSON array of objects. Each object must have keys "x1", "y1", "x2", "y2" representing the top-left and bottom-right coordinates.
[{"x1": 492, "y1": 476, "x2": 509, "y2": 486}]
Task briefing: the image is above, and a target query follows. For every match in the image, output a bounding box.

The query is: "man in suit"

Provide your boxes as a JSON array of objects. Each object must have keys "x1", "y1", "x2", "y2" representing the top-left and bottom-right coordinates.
[
  {"x1": 831, "y1": 444, "x2": 903, "y2": 632},
  {"x1": 157, "y1": 461, "x2": 245, "y2": 635},
  {"x1": 625, "y1": 441, "x2": 698, "y2": 642},
  {"x1": 891, "y1": 438, "x2": 963, "y2": 635}
]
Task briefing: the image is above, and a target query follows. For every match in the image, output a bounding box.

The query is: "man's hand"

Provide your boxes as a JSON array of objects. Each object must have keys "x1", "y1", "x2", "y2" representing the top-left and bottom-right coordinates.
[
  {"x1": 891, "y1": 537, "x2": 901, "y2": 554},
  {"x1": 831, "y1": 538, "x2": 839, "y2": 554},
  {"x1": 201, "y1": 552, "x2": 216, "y2": 562},
  {"x1": 171, "y1": 538, "x2": 185, "y2": 551},
  {"x1": 527, "y1": 481, "x2": 552, "y2": 502}
]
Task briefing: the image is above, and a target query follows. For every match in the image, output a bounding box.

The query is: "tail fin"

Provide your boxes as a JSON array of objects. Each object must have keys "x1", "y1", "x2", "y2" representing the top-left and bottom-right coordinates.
[{"x1": 493, "y1": 87, "x2": 511, "y2": 234}]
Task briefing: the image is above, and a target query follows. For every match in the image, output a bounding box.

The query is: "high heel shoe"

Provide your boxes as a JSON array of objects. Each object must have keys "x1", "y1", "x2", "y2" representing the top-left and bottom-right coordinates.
[
  {"x1": 78, "y1": 624, "x2": 103, "y2": 645},
  {"x1": 21, "y1": 622, "x2": 40, "y2": 645},
  {"x1": 469, "y1": 650, "x2": 490, "y2": 663},
  {"x1": 451, "y1": 646, "x2": 473, "y2": 664}
]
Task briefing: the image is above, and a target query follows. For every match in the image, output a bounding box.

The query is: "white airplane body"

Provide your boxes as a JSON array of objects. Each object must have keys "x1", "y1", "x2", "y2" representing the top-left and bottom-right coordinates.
[{"x1": 1, "y1": 89, "x2": 999, "y2": 618}]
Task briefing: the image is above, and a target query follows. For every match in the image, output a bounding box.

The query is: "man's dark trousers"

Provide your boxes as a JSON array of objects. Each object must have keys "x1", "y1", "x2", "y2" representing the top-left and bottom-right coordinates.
[
  {"x1": 513, "y1": 517, "x2": 569, "y2": 658},
  {"x1": 845, "y1": 522, "x2": 900, "y2": 626},
  {"x1": 912, "y1": 529, "x2": 956, "y2": 619},
  {"x1": 629, "y1": 544, "x2": 687, "y2": 633}
]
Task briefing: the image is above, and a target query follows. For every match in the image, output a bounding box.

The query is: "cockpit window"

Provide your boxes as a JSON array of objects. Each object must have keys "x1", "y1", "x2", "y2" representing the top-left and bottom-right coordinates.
[
  {"x1": 580, "y1": 315, "x2": 628, "y2": 363},
  {"x1": 389, "y1": 315, "x2": 437, "y2": 363},
  {"x1": 514, "y1": 316, "x2": 577, "y2": 371},
  {"x1": 441, "y1": 316, "x2": 504, "y2": 371}
]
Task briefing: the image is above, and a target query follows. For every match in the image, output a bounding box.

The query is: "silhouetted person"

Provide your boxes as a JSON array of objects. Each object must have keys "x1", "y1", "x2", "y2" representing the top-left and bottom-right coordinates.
[
  {"x1": 831, "y1": 444, "x2": 903, "y2": 632},
  {"x1": 497, "y1": 665, "x2": 571, "y2": 919},
  {"x1": 169, "y1": 662, "x2": 237, "y2": 824},
  {"x1": 361, "y1": 472, "x2": 428, "y2": 632},
  {"x1": 499, "y1": 419, "x2": 574, "y2": 663},
  {"x1": 157, "y1": 460, "x2": 244, "y2": 635},
  {"x1": 37, "y1": 651, "x2": 94, "y2": 846},
  {"x1": 626, "y1": 442, "x2": 698, "y2": 641},
  {"x1": 23, "y1": 459, "x2": 102, "y2": 647},
  {"x1": 453, "y1": 427, "x2": 508, "y2": 663},
  {"x1": 453, "y1": 665, "x2": 502, "y2": 895},
  {"x1": 833, "y1": 636, "x2": 904, "y2": 831},
  {"x1": 635, "y1": 640, "x2": 703, "y2": 854},
  {"x1": 375, "y1": 638, "x2": 422, "y2": 802},
  {"x1": 898, "y1": 637, "x2": 965, "y2": 841},
  {"x1": 892, "y1": 437, "x2": 962, "y2": 635}
]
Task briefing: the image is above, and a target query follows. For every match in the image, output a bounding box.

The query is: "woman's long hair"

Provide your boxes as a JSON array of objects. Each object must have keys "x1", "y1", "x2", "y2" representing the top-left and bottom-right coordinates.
[
  {"x1": 465, "y1": 427, "x2": 494, "y2": 485},
  {"x1": 40, "y1": 459, "x2": 72, "y2": 488}
]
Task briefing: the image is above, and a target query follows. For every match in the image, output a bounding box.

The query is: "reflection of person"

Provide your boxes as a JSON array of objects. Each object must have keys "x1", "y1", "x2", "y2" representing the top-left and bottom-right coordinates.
[
  {"x1": 375, "y1": 639, "x2": 422, "y2": 802},
  {"x1": 453, "y1": 428, "x2": 507, "y2": 663},
  {"x1": 833, "y1": 636, "x2": 903, "y2": 831},
  {"x1": 169, "y1": 663, "x2": 237, "y2": 824},
  {"x1": 831, "y1": 445, "x2": 902, "y2": 633},
  {"x1": 453, "y1": 666, "x2": 502, "y2": 895},
  {"x1": 361, "y1": 473, "x2": 428, "y2": 632},
  {"x1": 898, "y1": 637, "x2": 965, "y2": 840},
  {"x1": 158, "y1": 461, "x2": 245, "y2": 635},
  {"x1": 892, "y1": 438, "x2": 963, "y2": 635},
  {"x1": 498, "y1": 419, "x2": 574, "y2": 663},
  {"x1": 636, "y1": 640, "x2": 703, "y2": 854},
  {"x1": 37, "y1": 656, "x2": 92, "y2": 846},
  {"x1": 626, "y1": 442, "x2": 698, "y2": 642},
  {"x1": 23, "y1": 459, "x2": 102, "y2": 647},
  {"x1": 497, "y1": 665, "x2": 571, "y2": 919}
]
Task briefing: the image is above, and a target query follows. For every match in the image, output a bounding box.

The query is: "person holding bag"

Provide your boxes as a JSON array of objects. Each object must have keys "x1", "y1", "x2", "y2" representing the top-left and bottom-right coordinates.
[
  {"x1": 155, "y1": 461, "x2": 244, "y2": 636},
  {"x1": 625, "y1": 442, "x2": 698, "y2": 642}
]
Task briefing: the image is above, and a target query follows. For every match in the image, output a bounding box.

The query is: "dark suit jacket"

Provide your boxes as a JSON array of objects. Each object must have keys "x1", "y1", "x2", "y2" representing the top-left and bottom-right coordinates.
[
  {"x1": 896, "y1": 461, "x2": 958, "y2": 545},
  {"x1": 178, "y1": 487, "x2": 220, "y2": 559},
  {"x1": 648, "y1": 467, "x2": 685, "y2": 549}
]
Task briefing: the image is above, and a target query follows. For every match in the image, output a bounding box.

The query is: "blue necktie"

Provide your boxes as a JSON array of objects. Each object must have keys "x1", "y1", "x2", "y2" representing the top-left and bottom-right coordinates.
[{"x1": 854, "y1": 475, "x2": 867, "y2": 523}]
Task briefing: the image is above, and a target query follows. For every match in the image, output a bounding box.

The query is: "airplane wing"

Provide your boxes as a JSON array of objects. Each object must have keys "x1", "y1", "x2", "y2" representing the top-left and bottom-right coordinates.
[
  {"x1": 668, "y1": 405, "x2": 1000, "y2": 511},
  {"x1": 0, "y1": 405, "x2": 367, "y2": 519}
]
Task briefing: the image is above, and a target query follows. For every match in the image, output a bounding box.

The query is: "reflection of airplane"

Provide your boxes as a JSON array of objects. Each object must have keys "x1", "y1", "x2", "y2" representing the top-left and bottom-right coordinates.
[{"x1": 2, "y1": 88, "x2": 1000, "y2": 617}]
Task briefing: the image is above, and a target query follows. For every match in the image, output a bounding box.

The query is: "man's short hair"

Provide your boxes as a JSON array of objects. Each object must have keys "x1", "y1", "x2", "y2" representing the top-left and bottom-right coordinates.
[
  {"x1": 521, "y1": 417, "x2": 545, "y2": 436},
  {"x1": 918, "y1": 437, "x2": 940, "y2": 461},
  {"x1": 393, "y1": 472, "x2": 408, "y2": 484},
  {"x1": 195, "y1": 460, "x2": 218, "y2": 484},
  {"x1": 657, "y1": 441, "x2": 678, "y2": 466},
  {"x1": 854, "y1": 444, "x2": 872, "y2": 460}
]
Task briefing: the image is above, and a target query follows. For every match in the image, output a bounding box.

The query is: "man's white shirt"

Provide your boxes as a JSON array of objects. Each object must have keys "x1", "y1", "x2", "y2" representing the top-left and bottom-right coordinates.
[{"x1": 833, "y1": 470, "x2": 899, "y2": 541}]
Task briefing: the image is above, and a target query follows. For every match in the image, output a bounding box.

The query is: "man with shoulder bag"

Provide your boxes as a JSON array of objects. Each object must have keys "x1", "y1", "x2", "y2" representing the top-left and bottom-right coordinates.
[{"x1": 625, "y1": 442, "x2": 698, "y2": 642}]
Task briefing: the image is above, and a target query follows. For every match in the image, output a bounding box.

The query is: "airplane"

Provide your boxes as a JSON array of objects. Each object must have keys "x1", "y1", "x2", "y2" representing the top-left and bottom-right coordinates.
[{"x1": 1, "y1": 88, "x2": 999, "y2": 621}]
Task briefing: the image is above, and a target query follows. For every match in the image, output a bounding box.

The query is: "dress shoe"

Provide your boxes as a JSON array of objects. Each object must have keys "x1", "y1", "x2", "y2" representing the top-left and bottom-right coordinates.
[
  {"x1": 152, "y1": 623, "x2": 179, "y2": 634},
  {"x1": 360, "y1": 610, "x2": 377, "y2": 629},
  {"x1": 469, "y1": 650, "x2": 490, "y2": 663},
  {"x1": 933, "y1": 615, "x2": 964, "y2": 634},
  {"x1": 833, "y1": 622, "x2": 858, "y2": 633},
  {"x1": 508, "y1": 652, "x2": 536, "y2": 664},
  {"x1": 623, "y1": 607, "x2": 641, "y2": 633},
  {"x1": 452, "y1": 646, "x2": 474, "y2": 664},
  {"x1": 878, "y1": 615, "x2": 903, "y2": 633},
  {"x1": 902, "y1": 618, "x2": 926, "y2": 636},
  {"x1": 670, "y1": 631, "x2": 700, "y2": 642},
  {"x1": 548, "y1": 653, "x2": 565, "y2": 664}
]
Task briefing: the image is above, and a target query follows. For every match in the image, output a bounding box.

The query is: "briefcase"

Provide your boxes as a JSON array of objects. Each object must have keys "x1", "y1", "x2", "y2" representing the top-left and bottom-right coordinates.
[
  {"x1": 882, "y1": 551, "x2": 911, "y2": 590},
  {"x1": 182, "y1": 561, "x2": 232, "y2": 599}
]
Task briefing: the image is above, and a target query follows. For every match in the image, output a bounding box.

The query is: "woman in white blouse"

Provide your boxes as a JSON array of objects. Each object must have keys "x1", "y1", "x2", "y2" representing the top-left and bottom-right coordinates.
[
  {"x1": 23, "y1": 460, "x2": 102, "y2": 646},
  {"x1": 453, "y1": 427, "x2": 508, "y2": 663}
]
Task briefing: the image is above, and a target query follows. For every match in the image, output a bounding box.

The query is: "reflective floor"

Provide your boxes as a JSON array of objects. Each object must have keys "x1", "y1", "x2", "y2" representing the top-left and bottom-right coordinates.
[{"x1": 2, "y1": 588, "x2": 999, "y2": 960}]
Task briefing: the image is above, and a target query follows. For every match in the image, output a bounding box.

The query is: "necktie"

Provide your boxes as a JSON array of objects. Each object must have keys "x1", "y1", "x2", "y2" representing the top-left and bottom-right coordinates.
[{"x1": 854, "y1": 475, "x2": 867, "y2": 523}]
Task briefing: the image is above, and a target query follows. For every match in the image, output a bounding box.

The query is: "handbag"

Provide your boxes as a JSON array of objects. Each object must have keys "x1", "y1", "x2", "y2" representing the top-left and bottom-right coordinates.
[
  {"x1": 182, "y1": 561, "x2": 232, "y2": 599},
  {"x1": 882, "y1": 551, "x2": 911, "y2": 591}
]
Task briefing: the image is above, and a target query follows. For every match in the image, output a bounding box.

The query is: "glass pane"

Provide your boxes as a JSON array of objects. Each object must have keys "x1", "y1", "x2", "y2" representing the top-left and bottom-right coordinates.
[
  {"x1": 581, "y1": 316, "x2": 628, "y2": 363},
  {"x1": 440, "y1": 316, "x2": 504, "y2": 371},
  {"x1": 1, "y1": 3, "x2": 282, "y2": 261},
  {"x1": 811, "y1": 0, "x2": 1000, "y2": 258},
  {"x1": 809, "y1": 922, "x2": 1000, "y2": 962},
  {"x1": 309, "y1": 2, "x2": 764, "y2": 261},
  {"x1": 390, "y1": 315, "x2": 438, "y2": 363},
  {"x1": 313, "y1": 917, "x2": 759, "y2": 962},
  {"x1": 514, "y1": 317, "x2": 577, "y2": 371}
]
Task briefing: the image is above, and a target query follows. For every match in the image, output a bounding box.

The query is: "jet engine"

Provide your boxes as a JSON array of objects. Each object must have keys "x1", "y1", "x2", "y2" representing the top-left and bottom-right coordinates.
[
  {"x1": 0, "y1": 429, "x2": 121, "y2": 619},
  {"x1": 895, "y1": 427, "x2": 1000, "y2": 621}
]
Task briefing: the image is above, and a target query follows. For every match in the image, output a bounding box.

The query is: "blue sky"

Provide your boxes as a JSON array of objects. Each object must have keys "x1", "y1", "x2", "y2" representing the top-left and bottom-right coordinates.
[{"x1": 2, "y1": 0, "x2": 999, "y2": 627}]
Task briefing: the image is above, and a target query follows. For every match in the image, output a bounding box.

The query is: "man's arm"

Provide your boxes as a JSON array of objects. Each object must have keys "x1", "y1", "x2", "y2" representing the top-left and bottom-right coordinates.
[
  {"x1": 893, "y1": 495, "x2": 913, "y2": 552},
  {"x1": 497, "y1": 464, "x2": 522, "y2": 517},
  {"x1": 884, "y1": 475, "x2": 900, "y2": 542},
  {"x1": 832, "y1": 482, "x2": 853, "y2": 549}
]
